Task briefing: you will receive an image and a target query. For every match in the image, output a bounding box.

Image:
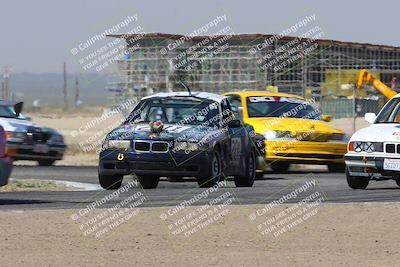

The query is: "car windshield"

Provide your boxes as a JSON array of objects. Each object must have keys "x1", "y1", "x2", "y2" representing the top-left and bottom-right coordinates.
[
  {"x1": 375, "y1": 97, "x2": 400, "y2": 123},
  {"x1": 246, "y1": 96, "x2": 321, "y2": 120},
  {"x1": 125, "y1": 98, "x2": 220, "y2": 126},
  {"x1": 0, "y1": 105, "x2": 25, "y2": 119}
]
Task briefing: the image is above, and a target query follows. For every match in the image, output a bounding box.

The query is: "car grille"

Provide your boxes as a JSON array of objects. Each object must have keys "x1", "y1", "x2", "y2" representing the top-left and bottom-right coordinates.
[
  {"x1": 385, "y1": 143, "x2": 400, "y2": 154},
  {"x1": 151, "y1": 142, "x2": 169, "y2": 152},
  {"x1": 134, "y1": 141, "x2": 151, "y2": 152},
  {"x1": 134, "y1": 140, "x2": 169, "y2": 153},
  {"x1": 27, "y1": 127, "x2": 50, "y2": 143}
]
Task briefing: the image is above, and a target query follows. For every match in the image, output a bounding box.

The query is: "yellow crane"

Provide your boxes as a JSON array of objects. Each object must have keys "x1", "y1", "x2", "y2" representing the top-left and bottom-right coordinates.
[{"x1": 356, "y1": 69, "x2": 398, "y2": 99}]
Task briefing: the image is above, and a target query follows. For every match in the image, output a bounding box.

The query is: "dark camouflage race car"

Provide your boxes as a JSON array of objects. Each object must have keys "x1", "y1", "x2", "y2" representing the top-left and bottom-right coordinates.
[{"x1": 99, "y1": 92, "x2": 265, "y2": 189}]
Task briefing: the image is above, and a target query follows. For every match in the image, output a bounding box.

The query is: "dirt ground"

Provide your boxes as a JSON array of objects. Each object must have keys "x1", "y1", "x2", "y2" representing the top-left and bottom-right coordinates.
[
  {"x1": 19, "y1": 112, "x2": 123, "y2": 166},
  {"x1": 0, "y1": 203, "x2": 399, "y2": 267}
]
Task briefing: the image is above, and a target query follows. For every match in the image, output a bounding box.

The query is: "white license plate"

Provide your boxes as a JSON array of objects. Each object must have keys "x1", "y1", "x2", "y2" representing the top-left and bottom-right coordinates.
[
  {"x1": 383, "y1": 158, "x2": 400, "y2": 171},
  {"x1": 33, "y1": 144, "x2": 49, "y2": 154}
]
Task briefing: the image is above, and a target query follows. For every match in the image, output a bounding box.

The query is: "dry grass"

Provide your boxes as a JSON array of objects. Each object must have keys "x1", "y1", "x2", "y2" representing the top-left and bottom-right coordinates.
[{"x1": 0, "y1": 179, "x2": 68, "y2": 192}]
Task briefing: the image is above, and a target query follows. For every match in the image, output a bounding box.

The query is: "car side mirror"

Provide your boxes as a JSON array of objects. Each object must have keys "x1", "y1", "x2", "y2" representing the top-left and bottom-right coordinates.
[
  {"x1": 321, "y1": 115, "x2": 332, "y2": 122},
  {"x1": 14, "y1": 102, "x2": 23, "y2": 117},
  {"x1": 364, "y1": 113, "x2": 376, "y2": 124},
  {"x1": 238, "y1": 107, "x2": 244, "y2": 119},
  {"x1": 227, "y1": 119, "x2": 242, "y2": 128}
]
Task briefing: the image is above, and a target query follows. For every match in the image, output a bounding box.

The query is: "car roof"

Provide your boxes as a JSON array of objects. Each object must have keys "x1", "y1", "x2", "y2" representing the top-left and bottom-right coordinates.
[
  {"x1": 142, "y1": 91, "x2": 226, "y2": 103},
  {"x1": 224, "y1": 90, "x2": 305, "y2": 100}
]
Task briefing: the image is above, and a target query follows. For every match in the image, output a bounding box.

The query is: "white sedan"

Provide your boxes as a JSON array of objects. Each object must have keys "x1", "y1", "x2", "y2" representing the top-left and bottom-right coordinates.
[{"x1": 345, "y1": 94, "x2": 400, "y2": 189}]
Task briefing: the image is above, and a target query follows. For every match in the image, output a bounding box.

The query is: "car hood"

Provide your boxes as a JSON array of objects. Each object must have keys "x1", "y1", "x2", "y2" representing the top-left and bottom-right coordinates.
[
  {"x1": 108, "y1": 123, "x2": 218, "y2": 142},
  {"x1": 0, "y1": 118, "x2": 61, "y2": 137},
  {"x1": 245, "y1": 117, "x2": 343, "y2": 135},
  {"x1": 0, "y1": 117, "x2": 36, "y2": 132},
  {"x1": 350, "y1": 123, "x2": 400, "y2": 142}
]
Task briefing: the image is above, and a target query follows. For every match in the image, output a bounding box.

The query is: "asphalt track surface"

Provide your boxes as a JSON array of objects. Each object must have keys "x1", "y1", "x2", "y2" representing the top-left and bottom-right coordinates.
[{"x1": 2, "y1": 165, "x2": 400, "y2": 210}]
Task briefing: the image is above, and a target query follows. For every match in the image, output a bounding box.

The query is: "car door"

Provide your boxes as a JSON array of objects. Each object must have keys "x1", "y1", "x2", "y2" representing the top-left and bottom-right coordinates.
[{"x1": 221, "y1": 99, "x2": 247, "y2": 175}]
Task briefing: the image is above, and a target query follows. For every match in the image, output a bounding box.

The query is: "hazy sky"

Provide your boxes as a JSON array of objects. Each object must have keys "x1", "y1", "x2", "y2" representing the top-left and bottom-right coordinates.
[{"x1": 1, "y1": 0, "x2": 398, "y2": 73}]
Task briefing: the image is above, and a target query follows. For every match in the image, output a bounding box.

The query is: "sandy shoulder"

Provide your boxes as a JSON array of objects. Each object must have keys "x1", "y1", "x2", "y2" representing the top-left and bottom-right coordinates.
[{"x1": 0, "y1": 203, "x2": 399, "y2": 267}]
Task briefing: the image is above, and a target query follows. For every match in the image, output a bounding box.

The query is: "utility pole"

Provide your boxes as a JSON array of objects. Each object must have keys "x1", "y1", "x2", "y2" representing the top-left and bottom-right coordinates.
[
  {"x1": 352, "y1": 85, "x2": 356, "y2": 134},
  {"x1": 302, "y1": 50, "x2": 307, "y2": 98},
  {"x1": 1, "y1": 82, "x2": 4, "y2": 100},
  {"x1": 3, "y1": 66, "x2": 10, "y2": 100},
  {"x1": 75, "y1": 76, "x2": 79, "y2": 107},
  {"x1": 63, "y1": 62, "x2": 67, "y2": 108}
]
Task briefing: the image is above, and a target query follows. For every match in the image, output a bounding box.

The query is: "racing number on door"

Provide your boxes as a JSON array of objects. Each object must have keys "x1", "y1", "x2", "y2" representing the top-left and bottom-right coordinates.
[{"x1": 231, "y1": 137, "x2": 241, "y2": 158}]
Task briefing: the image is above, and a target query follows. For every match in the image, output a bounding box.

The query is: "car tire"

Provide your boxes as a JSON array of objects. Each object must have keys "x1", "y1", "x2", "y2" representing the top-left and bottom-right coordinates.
[
  {"x1": 167, "y1": 176, "x2": 184, "y2": 182},
  {"x1": 98, "y1": 174, "x2": 123, "y2": 190},
  {"x1": 346, "y1": 167, "x2": 369, "y2": 189},
  {"x1": 137, "y1": 175, "x2": 160, "y2": 189},
  {"x1": 270, "y1": 162, "x2": 290, "y2": 173},
  {"x1": 395, "y1": 180, "x2": 400, "y2": 187},
  {"x1": 234, "y1": 150, "x2": 256, "y2": 187},
  {"x1": 255, "y1": 172, "x2": 264, "y2": 180},
  {"x1": 328, "y1": 163, "x2": 345, "y2": 173},
  {"x1": 197, "y1": 149, "x2": 222, "y2": 188},
  {"x1": 38, "y1": 160, "x2": 56, "y2": 166}
]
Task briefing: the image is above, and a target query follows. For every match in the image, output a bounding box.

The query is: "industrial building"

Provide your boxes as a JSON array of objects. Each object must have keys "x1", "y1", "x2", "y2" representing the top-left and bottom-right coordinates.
[{"x1": 106, "y1": 32, "x2": 400, "y2": 117}]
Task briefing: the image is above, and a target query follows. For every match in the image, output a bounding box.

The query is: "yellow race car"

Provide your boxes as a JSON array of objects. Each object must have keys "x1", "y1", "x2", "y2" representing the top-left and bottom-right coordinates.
[{"x1": 224, "y1": 91, "x2": 348, "y2": 173}]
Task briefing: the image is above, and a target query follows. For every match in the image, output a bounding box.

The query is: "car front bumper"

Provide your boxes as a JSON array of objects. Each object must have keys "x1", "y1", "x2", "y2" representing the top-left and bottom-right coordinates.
[
  {"x1": 99, "y1": 150, "x2": 213, "y2": 177},
  {"x1": 265, "y1": 140, "x2": 346, "y2": 164},
  {"x1": 6, "y1": 142, "x2": 66, "y2": 161},
  {"x1": 345, "y1": 154, "x2": 400, "y2": 179}
]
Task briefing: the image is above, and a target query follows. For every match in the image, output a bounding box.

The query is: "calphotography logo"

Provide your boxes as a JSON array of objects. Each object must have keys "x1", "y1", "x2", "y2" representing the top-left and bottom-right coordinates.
[
  {"x1": 249, "y1": 177, "x2": 326, "y2": 238},
  {"x1": 159, "y1": 181, "x2": 237, "y2": 237},
  {"x1": 70, "y1": 180, "x2": 146, "y2": 239},
  {"x1": 71, "y1": 14, "x2": 145, "y2": 72}
]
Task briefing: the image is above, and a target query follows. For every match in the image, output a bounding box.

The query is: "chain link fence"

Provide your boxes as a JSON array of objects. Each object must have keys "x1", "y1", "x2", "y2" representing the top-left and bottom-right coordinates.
[{"x1": 319, "y1": 98, "x2": 385, "y2": 119}]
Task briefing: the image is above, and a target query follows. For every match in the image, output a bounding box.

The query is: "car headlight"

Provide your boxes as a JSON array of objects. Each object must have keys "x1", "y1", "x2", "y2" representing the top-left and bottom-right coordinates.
[
  {"x1": 348, "y1": 141, "x2": 383, "y2": 153},
  {"x1": 50, "y1": 135, "x2": 64, "y2": 143},
  {"x1": 264, "y1": 130, "x2": 277, "y2": 139},
  {"x1": 173, "y1": 141, "x2": 202, "y2": 153},
  {"x1": 5, "y1": 131, "x2": 26, "y2": 142},
  {"x1": 102, "y1": 139, "x2": 131, "y2": 150},
  {"x1": 264, "y1": 130, "x2": 294, "y2": 140}
]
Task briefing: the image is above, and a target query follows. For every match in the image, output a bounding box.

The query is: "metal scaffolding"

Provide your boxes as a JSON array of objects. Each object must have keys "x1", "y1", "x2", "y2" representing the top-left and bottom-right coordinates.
[{"x1": 106, "y1": 33, "x2": 400, "y2": 104}]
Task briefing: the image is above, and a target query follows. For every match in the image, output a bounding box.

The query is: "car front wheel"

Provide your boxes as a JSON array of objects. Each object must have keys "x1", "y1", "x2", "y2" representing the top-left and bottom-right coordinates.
[
  {"x1": 99, "y1": 174, "x2": 123, "y2": 190},
  {"x1": 270, "y1": 162, "x2": 290, "y2": 173},
  {"x1": 346, "y1": 167, "x2": 369, "y2": 189},
  {"x1": 255, "y1": 172, "x2": 264, "y2": 180},
  {"x1": 167, "y1": 176, "x2": 184, "y2": 182},
  {"x1": 137, "y1": 175, "x2": 160, "y2": 189},
  {"x1": 197, "y1": 149, "x2": 222, "y2": 188},
  {"x1": 38, "y1": 160, "x2": 56, "y2": 166},
  {"x1": 328, "y1": 163, "x2": 345, "y2": 173},
  {"x1": 234, "y1": 150, "x2": 256, "y2": 187}
]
